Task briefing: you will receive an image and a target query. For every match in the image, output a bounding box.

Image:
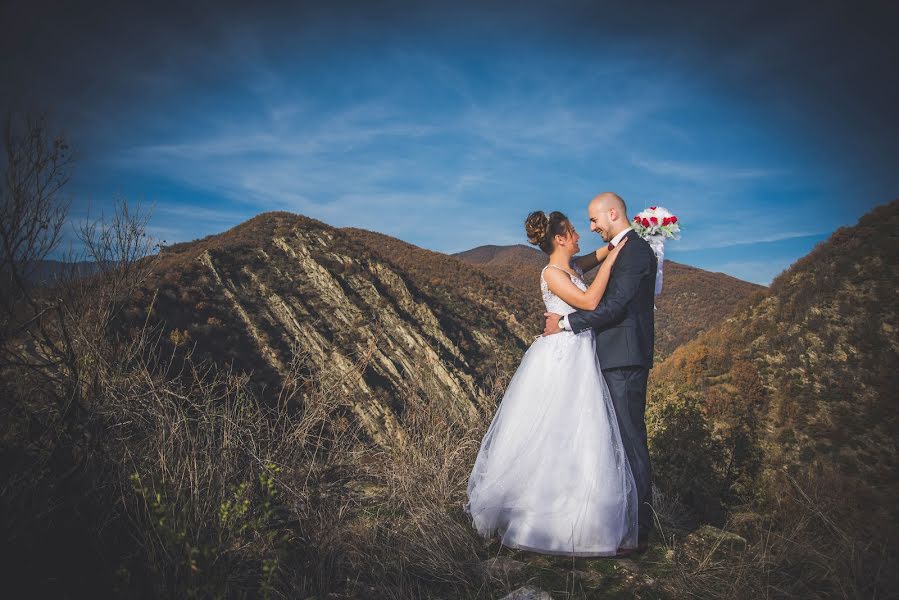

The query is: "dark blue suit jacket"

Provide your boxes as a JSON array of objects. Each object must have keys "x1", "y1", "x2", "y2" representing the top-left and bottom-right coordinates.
[{"x1": 567, "y1": 229, "x2": 657, "y2": 370}]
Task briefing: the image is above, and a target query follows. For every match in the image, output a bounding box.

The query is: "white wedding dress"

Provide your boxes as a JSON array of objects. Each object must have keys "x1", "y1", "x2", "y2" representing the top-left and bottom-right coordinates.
[{"x1": 465, "y1": 264, "x2": 638, "y2": 556}]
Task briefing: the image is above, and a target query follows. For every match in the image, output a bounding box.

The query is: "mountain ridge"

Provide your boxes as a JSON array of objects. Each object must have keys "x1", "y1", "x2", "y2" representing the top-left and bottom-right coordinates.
[
  {"x1": 136, "y1": 212, "x2": 538, "y2": 443},
  {"x1": 454, "y1": 242, "x2": 765, "y2": 358},
  {"x1": 654, "y1": 199, "x2": 899, "y2": 535}
]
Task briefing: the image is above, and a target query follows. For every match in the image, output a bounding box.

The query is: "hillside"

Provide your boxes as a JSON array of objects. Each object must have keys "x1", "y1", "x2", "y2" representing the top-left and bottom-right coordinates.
[
  {"x1": 135, "y1": 212, "x2": 538, "y2": 444},
  {"x1": 454, "y1": 244, "x2": 764, "y2": 358},
  {"x1": 453, "y1": 244, "x2": 548, "y2": 268},
  {"x1": 345, "y1": 232, "x2": 545, "y2": 334},
  {"x1": 653, "y1": 261, "x2": 766, "y2": 359},
  {"x1": 655, "y1": 200, "x2": 899, "y2": 537},
  {"x1": 9, "y1": 205, "x2": 896, "y2": 598}
]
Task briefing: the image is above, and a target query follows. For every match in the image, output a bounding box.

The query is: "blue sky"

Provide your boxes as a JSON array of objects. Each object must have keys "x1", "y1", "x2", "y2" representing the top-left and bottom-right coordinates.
[{"x1": 3, "y1": 1, "x2": 897, "y2": 285}]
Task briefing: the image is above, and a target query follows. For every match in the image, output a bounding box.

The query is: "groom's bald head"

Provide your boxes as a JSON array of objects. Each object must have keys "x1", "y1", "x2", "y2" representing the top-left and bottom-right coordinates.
[
  {"x1": 590, "y1": 192, "x2": 628, "y2": 218},
  {"x1": 588, "y1": 192, "x2": 630, "y2": 242}
]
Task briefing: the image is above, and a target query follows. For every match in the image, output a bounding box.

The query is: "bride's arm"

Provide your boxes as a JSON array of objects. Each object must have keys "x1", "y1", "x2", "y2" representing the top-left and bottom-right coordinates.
[
  {"x1": 544, "y1": 238, "x2": 628, "y2": 310},
  {"x1": 572, "y1": 245, "x2": 611, "y2": 273}
]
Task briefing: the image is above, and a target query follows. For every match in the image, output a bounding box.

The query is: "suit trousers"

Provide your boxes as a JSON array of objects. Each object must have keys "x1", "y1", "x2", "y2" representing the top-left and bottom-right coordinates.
[{"x1": 602, "y1": 365, "x2": 652, "y2": 539}]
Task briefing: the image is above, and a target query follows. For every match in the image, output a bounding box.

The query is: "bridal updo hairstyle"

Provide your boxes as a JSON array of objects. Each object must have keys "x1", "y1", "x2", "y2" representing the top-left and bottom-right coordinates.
[{"x1": 525, "y1": 210, "x2": 570, "y2": 254}]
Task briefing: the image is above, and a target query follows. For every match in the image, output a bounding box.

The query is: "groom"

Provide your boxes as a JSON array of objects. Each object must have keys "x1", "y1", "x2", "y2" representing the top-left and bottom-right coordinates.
[{"x1": 543, "y1": 192, "x2": 657, "y2": 553}]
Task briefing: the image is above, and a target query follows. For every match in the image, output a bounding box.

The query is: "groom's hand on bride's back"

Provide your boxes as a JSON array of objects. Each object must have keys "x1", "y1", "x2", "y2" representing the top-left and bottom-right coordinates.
[{"x1": 543, "y1": 312, "x2": 562, "y2": 336}]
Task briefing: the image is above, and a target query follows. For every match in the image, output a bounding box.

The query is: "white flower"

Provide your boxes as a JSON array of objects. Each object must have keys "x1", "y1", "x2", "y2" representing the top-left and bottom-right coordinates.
[{"x1": 631, "y1": 205, "x2": 682, "y2": 241}]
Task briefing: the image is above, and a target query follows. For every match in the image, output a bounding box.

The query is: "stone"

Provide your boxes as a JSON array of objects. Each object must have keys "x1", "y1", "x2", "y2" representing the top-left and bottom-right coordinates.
[
  {"x1": 481, "y1": 556, "x2": 528, "y2": 581},
  {"x1": 571, "y1": 569, "x2": 604, "y2": 586},
  {"x1": 687, "y1": 524, "x2": 748, "y2": 551},
  {"x1": 498, "y1": 586, "x2": 553, "y2": 600},
  {"x1": 615, "y1": 558, "x2": 642, "y2": 574}
]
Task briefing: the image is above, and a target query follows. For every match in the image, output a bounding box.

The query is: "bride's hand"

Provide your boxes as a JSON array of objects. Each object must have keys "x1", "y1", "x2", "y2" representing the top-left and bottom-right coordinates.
[{"x1": 607, "y1": 236, "x2": 628, "y2": 263}]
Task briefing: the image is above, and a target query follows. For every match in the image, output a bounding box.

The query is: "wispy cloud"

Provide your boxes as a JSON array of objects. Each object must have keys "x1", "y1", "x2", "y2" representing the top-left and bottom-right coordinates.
[
  {"x1": 154, "y1": 203, "x2": 255, "y2": 223},
  {"x1": 672, "y1": 229, "x2": 830, "y2": 252},
  {"x1": 630, "y1": 156, "x2": 783, "y2": 181},
  {"x1": 62, "y1": 38, "x2": 888, "y2": 276},
  {"x1": 100, "y1": 56, "x2": 670, "y2": 251}
]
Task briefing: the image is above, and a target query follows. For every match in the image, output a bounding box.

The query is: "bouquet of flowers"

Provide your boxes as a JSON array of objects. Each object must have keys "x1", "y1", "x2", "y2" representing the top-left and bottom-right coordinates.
[
  {"x1": 632, "y1": 206, "x2": 681, "y2": 295},
  {"x1": 632, "y1": 206, "x2": 681, "y2": 239}
]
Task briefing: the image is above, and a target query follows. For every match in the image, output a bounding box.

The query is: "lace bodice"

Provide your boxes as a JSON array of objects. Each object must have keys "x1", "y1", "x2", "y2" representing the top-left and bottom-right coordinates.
[{"x1": 540, "y1": 264, "x2": 587, "y2": 316}]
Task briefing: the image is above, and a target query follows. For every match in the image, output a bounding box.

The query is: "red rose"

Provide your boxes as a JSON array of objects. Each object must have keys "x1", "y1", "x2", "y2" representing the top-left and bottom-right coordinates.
[
  {"x1": 650, "y1": 206, "x2": 657, "y2": 210},
  {"x1": 642, "y1": 218, "x2": 650, "y2": 227},
  {"x1": 633, "y1": 216, "x2": 640, "y2": 222},
  {"x1": 671, "y1": 216, "x2": 678, "y2": 223},
  {"x1": 662, "y1": 217, "x2": 671, "y2": 225},
  {"x1": 650, "y1": 216, "x2": 658, "y2": 224}
]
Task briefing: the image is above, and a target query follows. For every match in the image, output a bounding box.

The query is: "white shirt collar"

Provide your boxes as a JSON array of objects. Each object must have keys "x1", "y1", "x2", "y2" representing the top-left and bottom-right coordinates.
[{"x1": 609, "y1": 226, "x2": 633, "y2": 247}]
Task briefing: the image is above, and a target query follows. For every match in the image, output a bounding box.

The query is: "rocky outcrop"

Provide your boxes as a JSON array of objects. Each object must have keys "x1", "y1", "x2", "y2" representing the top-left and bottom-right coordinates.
[{"x1": 141, "y1": 213, "x2": 535, "y2": 444}]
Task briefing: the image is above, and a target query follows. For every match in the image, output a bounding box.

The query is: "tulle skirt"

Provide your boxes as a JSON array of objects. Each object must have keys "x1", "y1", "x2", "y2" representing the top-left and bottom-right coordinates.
[{"x1": 465, "y1": 329, "x2": 638, "y2": 556}]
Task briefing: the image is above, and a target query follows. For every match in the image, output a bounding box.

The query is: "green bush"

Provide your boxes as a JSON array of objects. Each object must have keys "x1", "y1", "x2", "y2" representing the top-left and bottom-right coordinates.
[
  {"x1": 647, "y1": 384, "x2": 727, "y2": 524},
  {"x1": 127, "y1": 460, "x2": 288, "y2": 599}
]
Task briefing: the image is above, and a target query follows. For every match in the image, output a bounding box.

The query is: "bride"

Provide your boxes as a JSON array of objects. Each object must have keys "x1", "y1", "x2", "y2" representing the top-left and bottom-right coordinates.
[{"x1": 465, "y1": 210, "x2": 638, "y2": 556}]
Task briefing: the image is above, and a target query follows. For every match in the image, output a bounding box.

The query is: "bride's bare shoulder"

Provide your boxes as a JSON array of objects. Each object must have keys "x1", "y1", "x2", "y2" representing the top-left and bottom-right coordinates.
[{"x1": 542, "y1": 265, "x2": 580, "y2": 290}]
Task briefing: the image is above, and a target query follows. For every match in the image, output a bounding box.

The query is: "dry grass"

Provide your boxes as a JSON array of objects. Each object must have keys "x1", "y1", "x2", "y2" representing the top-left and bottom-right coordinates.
[
  {"x1": 659, "y1": 469, "x2": 896, "y2": 599},
  {"x1": 83, "y1": 329, "x2": 501, "y2": 598},
  {"x1": 347, "y1": 377, "x2": 491, "y2": 597}
]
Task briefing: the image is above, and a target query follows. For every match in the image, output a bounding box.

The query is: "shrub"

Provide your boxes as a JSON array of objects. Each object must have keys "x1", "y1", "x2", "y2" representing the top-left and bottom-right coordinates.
[
  {"x1": 647, "y1": 384, "x2": 727, "y2": 524},
  {"x1": 168, "y1": 328, "x2": 191, "y2": 347}
]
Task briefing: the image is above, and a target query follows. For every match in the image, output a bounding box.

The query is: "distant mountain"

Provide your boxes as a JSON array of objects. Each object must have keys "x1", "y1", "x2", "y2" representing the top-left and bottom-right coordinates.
[
  {"x1": 16, "y1": 259, "x2": 104, "y2": 285},
  {"x1": 654, "y1": 200, "x2": 899, "y2": 533},
  {"x1": 344, "y1": 231, "x2": 545, "y2": 334},
  {"x1": 454, "y1": 243, "x2": 764, "y2": 359},
  {"x1": 454, "y1": 244, "x2": 548, "y2": 270},
  {"x1": 652, "y1": 261, "x2": 765, "y2": 360},
  {"x1": 453, "y1": 244, "x2": 549, "y2": 304},
  {"x1": 135, "y1": 213, "x2": 538, "y2": 444}
]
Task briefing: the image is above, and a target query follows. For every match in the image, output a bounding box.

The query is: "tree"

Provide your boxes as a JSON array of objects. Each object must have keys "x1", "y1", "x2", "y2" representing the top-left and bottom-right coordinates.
[{"x1": 0, "y1": 112, "x2": 157, "y2": 422}]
